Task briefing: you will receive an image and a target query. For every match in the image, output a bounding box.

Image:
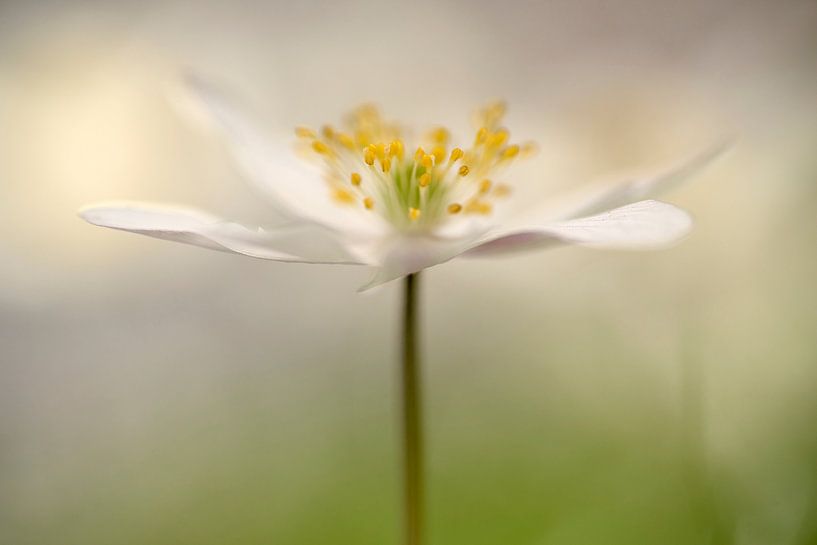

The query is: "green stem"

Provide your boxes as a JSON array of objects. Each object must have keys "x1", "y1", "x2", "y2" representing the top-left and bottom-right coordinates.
[{"x1": 400, "y1": 272, "x2": 424, "y2": 545}]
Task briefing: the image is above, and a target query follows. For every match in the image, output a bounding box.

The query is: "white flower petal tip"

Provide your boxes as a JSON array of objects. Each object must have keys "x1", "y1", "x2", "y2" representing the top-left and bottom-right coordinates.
[
  {"x1": 464, "y1": 200, "x2": 693, "y2": 257},
  {"x1": 357, "y1": 268, "x2": 419, "y2": 293},
  {"x1": 560, "y1": 139, "x2": 735, "y2": 220},
  {"x1": 79, "y1": 203, "x2": 366, "y2": 265},
  {"x1": 356, "y1": 271, "x2": 391, "y2": 294},
  {"x1": 562, "y1": 200, "x2": 694, "y2": 249},
  {"x1": 357, "y1": 267, "x2": 416, "y2": 293},
  {"x1": 627, "y1": 137, "x2": 735, "y2": 197},
  {"x1": 80, "y1": 202, "x2": 217, "y2": 231}
]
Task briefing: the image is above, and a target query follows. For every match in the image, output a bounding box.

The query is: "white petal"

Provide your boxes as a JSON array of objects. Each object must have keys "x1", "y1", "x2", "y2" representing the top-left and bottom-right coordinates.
[
  {"x1": 182, "y1": 74, "x2": 385, "y2": 238},
  {"x1": 464, "y1": 200, "x2": 693, "y2": 257},
  {"x1": 514, "y1": 141, "x2": 732, "y2": 225},
  {"x1": 358, "y1": 234, "x2": 481, "y2": 292},
  {"x1": 80, "y1": 203, "x2": 366, "y2": 265}
]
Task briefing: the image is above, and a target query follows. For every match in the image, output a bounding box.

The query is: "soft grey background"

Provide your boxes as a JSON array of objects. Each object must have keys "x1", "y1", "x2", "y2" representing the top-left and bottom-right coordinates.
[{"x1": 1, "y1": 1, "x2": 816, "y2": 544}]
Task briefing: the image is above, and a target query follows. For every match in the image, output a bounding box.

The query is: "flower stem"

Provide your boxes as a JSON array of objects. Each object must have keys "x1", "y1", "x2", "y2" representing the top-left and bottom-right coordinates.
[{"x1": 400, "y1": 272, "x2": 424, "y2": 545}]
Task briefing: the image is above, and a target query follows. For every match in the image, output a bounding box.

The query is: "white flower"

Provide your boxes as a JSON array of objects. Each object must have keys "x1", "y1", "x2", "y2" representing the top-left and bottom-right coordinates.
[{"x1": 80, "y1": 76, "x2": 727, "y2": 291}]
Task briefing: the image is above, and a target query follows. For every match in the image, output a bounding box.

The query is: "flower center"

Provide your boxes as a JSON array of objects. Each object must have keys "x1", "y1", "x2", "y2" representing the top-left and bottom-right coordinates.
[{"x1": 294, "y1": 102, "x2": 535, "y2": 231}]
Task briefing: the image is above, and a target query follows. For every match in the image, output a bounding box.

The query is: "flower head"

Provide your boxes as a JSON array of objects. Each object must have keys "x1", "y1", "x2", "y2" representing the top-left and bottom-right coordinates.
[
  {"x1": 80, "y1": 75, "x2": 728, "y2": 290},
  {"x1": 293, "y1": 101, "x2": 532, "y2": 233}
]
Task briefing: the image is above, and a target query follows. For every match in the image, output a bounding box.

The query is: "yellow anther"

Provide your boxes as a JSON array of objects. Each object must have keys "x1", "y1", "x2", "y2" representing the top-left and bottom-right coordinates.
[
  {"x1": 431, "y1": 127, "x2": 449, "y2": 144},
  {"x1": 389, "y1": 139, "x2": 404, "y2": 159},
  {"x1": 354, "y1": 103, "x2": 379, "y2": 120},
  {"x1": 374, "y1": 143, "x2": 386, "y2": 159},
  {"x1": 338, "y1": 133, "x2": 356, "y2": 150},
  {"x1": 295, "y1": 126, "x2": 316, "y2": 138},
  {"x1": 488, "y1": 101, "x2": 506, "y2": 118},
  {"x1": 296, "y1": 101, "x2": 527, "y2": 224},
  {"x1": 355, "y1": 130, "x2": 371, "y2": 147},
  {"x1": 521, "y1": 141, "x2": 538, "y2": 157},
  {"x1": 432, "y1": 146, "x2": 446, "y2": 165},
  {"x1": 478, "y1": 101, "x2": 507, "y2": 129},
  {"x1": 493, "y1": 183, "x2": 512, "y2": 197},
  {"x1": 488, "y1": 130, "x2": 509, "y2": 148},
  {"x1": 466, "y1": 200, "x2": 493, "y2": 215},
  {"x1": 312, "y1": 140, "x2": 330, "y2": 154},
  {"x1": 475, "y1": 127, "x2": 487, "y2": 145},
  {"x1": 502, "y1": 145, "x2": 520, "y2": 159},
  {"x1": 332, "y1": 188, "x2": 356, "y2": 204}
]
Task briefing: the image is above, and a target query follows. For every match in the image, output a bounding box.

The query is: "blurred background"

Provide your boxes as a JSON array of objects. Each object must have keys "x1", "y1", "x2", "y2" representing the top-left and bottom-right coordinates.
[{"x1": 1, "y1": 0, "x2": 816, "y2": 544}]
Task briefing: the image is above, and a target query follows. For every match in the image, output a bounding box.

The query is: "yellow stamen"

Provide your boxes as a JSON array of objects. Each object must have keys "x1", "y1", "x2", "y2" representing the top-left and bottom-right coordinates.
[
  {"x1": 502, "y1": 145, "x2": 520, "y2": 159},
  {"x1": 466, "y1": 200, "x2": 492, "y2": 214},
  {"x1": 431, "y1": 127, "x2": 449, "y2": 144},
  {"x1": 312, "y1": 140, "x2": 330, "y2": 154},
  {"x1": 333, "y1": 188, "x2": 355, "y2": 204},
  {"x1": 488, "y1": 130, "x2": 509, "y2": 148},
  {"x1": 389, "y1": 139, "x2": 404, "y2": 159},
  {"x1": 493, "y1": 183, "x2": 512, "y2": 197},
  {"x1": 478, "y1": 101, "x2": 507, "y2": 129},
  {"x1": 373, "y1": 143, "x2": 386, "y2": 160},
  {"x1": 338, "y1": 133, "x2": 356, "y2": 150},
  {"x1": 521, "y1": 141, "x2": 538, "y2": 157},
  {"x1": 475, "y1": 127, "x2": 487, "y2": 145},
  {"x1": 432, "y1": 146, "x2": 446, "y2": 165},
  {"x1": 294, "y1": 100, "x2": 532, "y2": 226},
  {"x1": 355, "y1": 130, "x2": 371, "y2": 147},
  {"x1": 489, "y1": 101, "x2": 506, "y2": 118}
]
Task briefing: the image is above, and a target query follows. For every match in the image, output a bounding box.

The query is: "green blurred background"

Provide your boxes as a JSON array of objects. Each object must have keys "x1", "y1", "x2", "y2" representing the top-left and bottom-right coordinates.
[{"x1": 1, "y1": 1, "x2": 816, "y2": 544}]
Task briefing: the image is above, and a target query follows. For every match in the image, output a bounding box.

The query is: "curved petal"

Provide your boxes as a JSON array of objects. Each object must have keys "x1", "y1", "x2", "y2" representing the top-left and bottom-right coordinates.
[
  {"x1": 358, "y1": 233, "x2": 482, "y2": 292},
  {"x1": 464, "y1": 200, "x2": 693, "y2": 257},
  {"x1": 512, "y1": 141, "x2": 732, "y2": 225},
  {"x1": 79, "y1": 203, "x2": 366, "y2": 265},
  {"x1": 182, "y1": 74, "x2": 385, "y2": 238}
]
